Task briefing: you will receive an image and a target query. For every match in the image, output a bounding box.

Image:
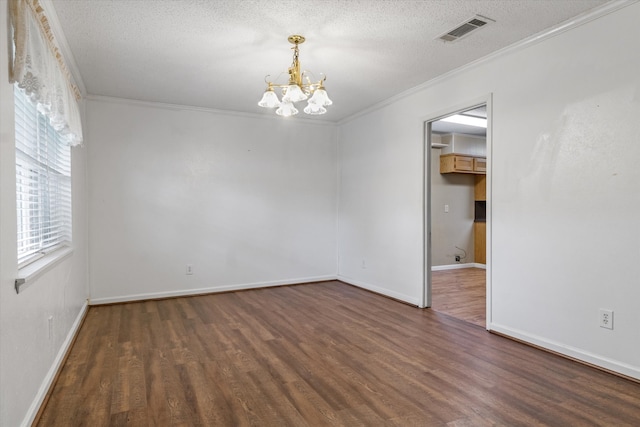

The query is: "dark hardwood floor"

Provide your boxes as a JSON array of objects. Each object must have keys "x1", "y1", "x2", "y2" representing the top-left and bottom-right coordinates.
[
  {"x1": 432, "y1": 268, "x2": 486, "y2": 327},
  {"x1": 37, "y1": 281, "x2": 640, "y2": 426}
]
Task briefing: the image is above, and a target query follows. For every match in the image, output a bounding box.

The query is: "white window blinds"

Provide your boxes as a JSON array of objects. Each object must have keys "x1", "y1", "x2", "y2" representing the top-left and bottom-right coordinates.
[{"x1": 15, "y1": 86, "x2": 72, "y2": 265}]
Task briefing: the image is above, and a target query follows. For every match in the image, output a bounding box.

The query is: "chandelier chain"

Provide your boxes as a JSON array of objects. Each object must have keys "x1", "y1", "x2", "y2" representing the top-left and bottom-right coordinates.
[{"x1": 291, "y1": 44, "x2": 300, "y2": 68}]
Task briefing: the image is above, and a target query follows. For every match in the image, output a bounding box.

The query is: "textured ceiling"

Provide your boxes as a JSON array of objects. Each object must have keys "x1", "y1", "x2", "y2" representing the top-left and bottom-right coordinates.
[{"x1": 51, "y1": 0, "x2": 609, "y2": 122}]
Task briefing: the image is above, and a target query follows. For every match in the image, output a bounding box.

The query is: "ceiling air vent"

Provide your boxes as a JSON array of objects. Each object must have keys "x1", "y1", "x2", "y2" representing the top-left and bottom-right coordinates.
[{"x1": 438, "y1": 15, "x2": 494, "y2": 42}]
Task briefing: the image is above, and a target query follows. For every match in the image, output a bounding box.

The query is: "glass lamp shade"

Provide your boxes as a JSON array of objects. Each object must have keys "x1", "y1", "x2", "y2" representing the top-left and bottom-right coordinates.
[
  {"x1": 258, "y1": 90, "x2": 280, "y2": 108},
  {"x1": 308, "y1": 88, "x2": 333, "y2": 106},
  {"x1": 282, "y1": 84, "x2": 308, "y2": 103},
  {"x1": 303, "y1": 102, "x2": 327, "y2": 115},
  {"x1": 276, "y1": 102, "x2": 299, "y2": 117}
]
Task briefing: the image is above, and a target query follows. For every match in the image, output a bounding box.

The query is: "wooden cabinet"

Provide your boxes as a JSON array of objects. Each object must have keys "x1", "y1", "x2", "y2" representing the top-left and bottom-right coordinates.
[
  {"x1": 440, "y1": 153, "x2": 486, "y2": 175},
  {"x1": 440, "y1": 154, "x2": 474, "y2": 173},
  {"x1": 473, "y1": 157, "x2": 486, "y2": 173},
  {"x1": 474, "y1": 222, "x2": 486, "y2": 264},
  {"x1": 474, "y1": 175, "x2": 486, "y2": 201},
  {"x1": 474, "y1": 174, "x2": 486, "y2": 265}
]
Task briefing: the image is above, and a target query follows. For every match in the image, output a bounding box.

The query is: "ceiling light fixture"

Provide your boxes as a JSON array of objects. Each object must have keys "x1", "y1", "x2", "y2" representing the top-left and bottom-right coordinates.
[
  {"x1": 258, "y1": 35, "x2": 332, "y2": 117},
  {"x1": 441, "y1": 114, "x2": 487, "y2": 128}
]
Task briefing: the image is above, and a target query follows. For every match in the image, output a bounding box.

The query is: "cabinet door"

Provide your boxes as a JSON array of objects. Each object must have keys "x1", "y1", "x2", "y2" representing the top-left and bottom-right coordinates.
[
  {"x1": 454, "y1": 156, "x2": 474, "y2": 172},
  {"x1": 474, "y1": 222, "x2": 486, "y2": 264},
  {"x1": 473, "y1": 157, "x2": 487, "y2": 173},
  {"x1": 440, "y1": 154, "x2": 485, "y2": 174},
  {"x1": 474, "y1": 175, "x2": 486, "y2": 201}
]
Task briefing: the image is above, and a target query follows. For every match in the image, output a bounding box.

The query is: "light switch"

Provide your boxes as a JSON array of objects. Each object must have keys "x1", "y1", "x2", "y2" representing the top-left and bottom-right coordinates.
[{"x1": 444, "y1": 204, "x2": 449, "y2": 213}]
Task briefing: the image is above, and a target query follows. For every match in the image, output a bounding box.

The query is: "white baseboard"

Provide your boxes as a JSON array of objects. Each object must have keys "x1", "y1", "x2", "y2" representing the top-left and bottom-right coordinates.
[
  {"x1": 21, "y1": 300, "x2": 89, "y2": 427},
  {"x1": 432, "y1": 263, "x2": 486, "y2": 271},
  {"x1": 89, "y1": 275, "x2": 338, "y2": 305},
  {"x1": 490, "y1": 322, "x2": 640, "y2": 381},
  {"x1": 337, "y1": 275, "x2": 421, "y2": 306}
]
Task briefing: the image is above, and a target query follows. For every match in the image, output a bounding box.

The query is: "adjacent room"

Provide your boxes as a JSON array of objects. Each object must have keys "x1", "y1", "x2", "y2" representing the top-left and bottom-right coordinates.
[
  {"x1": 1, "y1": 1, "x2": 639, "y2": 425},
  {"x1": 429, "y1": 105, "x2": 488, "y2": 327}
]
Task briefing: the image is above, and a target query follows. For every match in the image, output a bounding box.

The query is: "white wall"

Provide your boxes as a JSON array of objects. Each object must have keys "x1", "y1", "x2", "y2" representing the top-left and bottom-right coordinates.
[
  {"x1": 0, "y1": 6, "x2": 89, "y2": 426},
  {"x1": 337, "y1": 105, "x2": 425, "y2": 304},
  {"x1": 430, "y1": 147, "x2": 475, "y2": 266},
  {"x1": 337, "y1": 3, "x2": 640, "y2": 378},
  {"x1": 86, "y1": 99, "x2": 337, "y2": 303}
]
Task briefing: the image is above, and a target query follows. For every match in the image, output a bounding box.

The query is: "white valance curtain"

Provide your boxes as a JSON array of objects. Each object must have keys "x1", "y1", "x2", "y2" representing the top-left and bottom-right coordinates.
[{"x1": 8, "y1": 0, "x2": 83, "y2": 146}]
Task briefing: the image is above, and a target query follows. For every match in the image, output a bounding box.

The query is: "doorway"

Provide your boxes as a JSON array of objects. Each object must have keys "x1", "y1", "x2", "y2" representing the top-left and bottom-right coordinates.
[{"x1": 424, "y1": 102, "x2": 490, "y2": 328}]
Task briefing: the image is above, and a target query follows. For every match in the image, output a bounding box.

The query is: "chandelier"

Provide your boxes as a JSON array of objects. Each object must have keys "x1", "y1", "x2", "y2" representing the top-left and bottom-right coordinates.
[{"x1": 258, "y1": 35, "x2": 332, "y2": 117}]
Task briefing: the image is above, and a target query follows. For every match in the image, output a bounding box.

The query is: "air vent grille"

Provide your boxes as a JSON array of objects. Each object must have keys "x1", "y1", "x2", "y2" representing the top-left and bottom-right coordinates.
[
  {"x1": 438, "y1": 15, "x2": 494, "y2": 42},
  {"x1": 468, "y1": 19, "x2": 487, "y2": 27},
  {"x1": 448, "y1": 23, "x2": 478, "y2": 38}
]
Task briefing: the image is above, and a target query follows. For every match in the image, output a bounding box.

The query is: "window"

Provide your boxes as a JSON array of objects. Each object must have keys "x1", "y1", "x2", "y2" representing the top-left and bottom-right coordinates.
[{"x1": 15, "y1": 86, "x2": 72, "y2": 266}]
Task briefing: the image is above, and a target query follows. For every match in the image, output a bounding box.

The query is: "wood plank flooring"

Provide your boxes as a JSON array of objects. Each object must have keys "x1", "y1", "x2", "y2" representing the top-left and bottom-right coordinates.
[
  {"x1": 432, "y1": 268, "x2": 486, "y2": 327},
  {"x1": 37, "y1": 281, "x2": 640, "y2": 426}
]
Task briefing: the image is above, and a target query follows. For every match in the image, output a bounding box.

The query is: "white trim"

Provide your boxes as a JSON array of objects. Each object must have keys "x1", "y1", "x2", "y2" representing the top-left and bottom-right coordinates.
[
  {"x1": 338, "y1": 0, "x2": 633, "y2": 126},
  {"x1": 20, "y1": 300, "x2": 89, "y2": 427},
  {"x1": 86, "y1": 95, "x2": 336, "y2": 127},
  {"x1": 89, "y1": 275, "x2": 337, "y2": 305},
  {"x1": 431, "y1": 263, "x2": 486, "y2": 271},
  {"x1": 337, "y1": 275, "x2": 421, "y2": 306},
  {"x1": 421, "y1": 118, "x2": 430, "y2": 308},
  {"x1": 335, "y1": 127, "x2": 341, "y2": 278},
  {"x1": 490, "y1": 322, "x2": 640, "y2": 381},
  {"x1": 485, "y1": 95, "x2": 493, "y2": 331},
  {"x1": 15, "y1": 246, "x2": 74, "y2": 293}
]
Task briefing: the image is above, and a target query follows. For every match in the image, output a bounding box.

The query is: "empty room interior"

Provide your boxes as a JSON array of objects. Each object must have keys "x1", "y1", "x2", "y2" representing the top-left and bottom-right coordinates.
[{"x1": 1, "y1": 0, "x2": 640, "y2": 425}]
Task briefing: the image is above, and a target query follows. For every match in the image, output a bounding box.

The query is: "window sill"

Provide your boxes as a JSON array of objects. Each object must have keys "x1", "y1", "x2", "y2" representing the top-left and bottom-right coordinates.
[{"x1": 15, "y1": 246, "x2": 74, "y2": 294}]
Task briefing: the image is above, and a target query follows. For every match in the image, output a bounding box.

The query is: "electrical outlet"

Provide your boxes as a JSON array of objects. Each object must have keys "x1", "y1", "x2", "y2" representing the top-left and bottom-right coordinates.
[
  {"x1": 361, "y1": 259, "x2": 366, "y2": 269},
  {"x1": 455, "y1": 255, "x2": 461, "y2": 262},
  {"x1": 186, "y1": 264, "x2": 193, "y2": 275},
  {"x1": 599, "y1": 309, "x2": 613, "y2": 330}
]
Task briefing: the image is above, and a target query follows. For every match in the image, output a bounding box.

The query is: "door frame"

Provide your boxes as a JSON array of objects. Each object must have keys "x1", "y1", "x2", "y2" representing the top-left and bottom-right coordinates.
[{"x1": 421, "y1": 94, "x2": 493, "y2": 330}]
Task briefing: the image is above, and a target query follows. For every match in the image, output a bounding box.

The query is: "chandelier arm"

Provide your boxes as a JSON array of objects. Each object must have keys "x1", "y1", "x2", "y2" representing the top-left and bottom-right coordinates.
[
  {"x1": 302, "y1": 70, "x2": 326, "y2": 83},
  {"x1": 300, "y1": 72, "x2": 327, "y2": 93},
  {"x1": 264, "y1": 71, "x2": 290, "y2": 86}
]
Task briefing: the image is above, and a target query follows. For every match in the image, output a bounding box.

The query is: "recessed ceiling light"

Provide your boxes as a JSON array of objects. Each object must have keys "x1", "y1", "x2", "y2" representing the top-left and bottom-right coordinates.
[{"x1": 441, "y1": 114, "x2": 487, "y2": 128}]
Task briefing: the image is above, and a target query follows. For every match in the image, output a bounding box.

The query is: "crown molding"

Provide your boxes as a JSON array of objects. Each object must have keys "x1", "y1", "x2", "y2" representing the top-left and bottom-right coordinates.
[
  {"x1": 40, "y1": 0, "x2": 87, "y2": 97},
  {"x1": 86, "y1": 94, "x2": 337, "y2": 127},
  {"x1": 338, "y1": 0, "x2": 635, "y2": 126}
]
